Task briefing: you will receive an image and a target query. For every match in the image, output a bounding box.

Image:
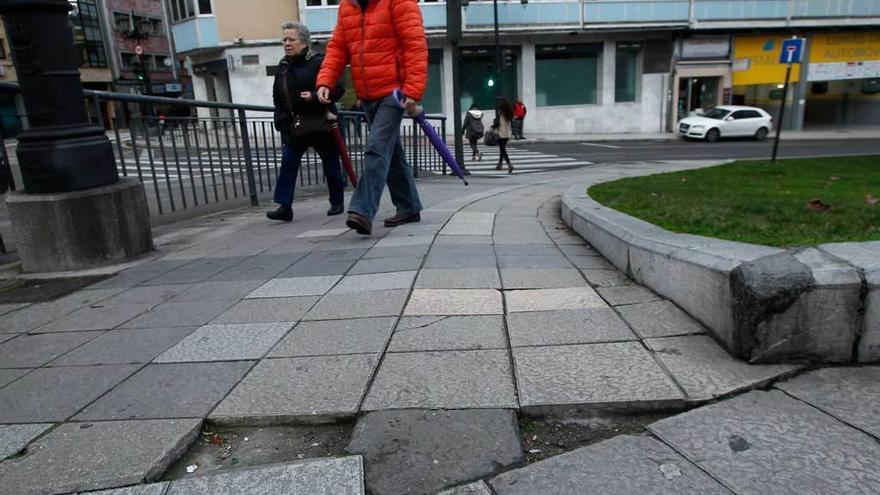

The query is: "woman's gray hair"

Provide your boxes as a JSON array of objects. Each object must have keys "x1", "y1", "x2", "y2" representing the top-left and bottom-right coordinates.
[{"x1": 281, "y1": 21, "x2": 310, "y2": 45}]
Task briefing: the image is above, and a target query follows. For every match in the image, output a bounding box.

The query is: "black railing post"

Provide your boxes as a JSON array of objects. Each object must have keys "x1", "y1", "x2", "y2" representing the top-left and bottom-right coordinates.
[{"x1": 237, "y1": 109, "x2": 259, "y2": 206}]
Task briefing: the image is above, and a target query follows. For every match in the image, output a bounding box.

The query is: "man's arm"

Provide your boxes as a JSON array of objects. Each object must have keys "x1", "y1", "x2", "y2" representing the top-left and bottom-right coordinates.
[
  {"x1": 391, "y1": 0, "x2": 428, "y2": 102},
  {"x1": 317, "y1": 16, "x2": 349, "y2": 102}
]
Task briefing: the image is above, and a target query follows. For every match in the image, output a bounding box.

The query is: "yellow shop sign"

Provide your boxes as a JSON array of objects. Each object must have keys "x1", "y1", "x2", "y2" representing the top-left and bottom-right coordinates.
[
  {"x1": 733, "y1": 35, "x2": 802, "y2": 86},
  {"x1": 808, "y1": 32, "x2": 880, "y2": 81}
]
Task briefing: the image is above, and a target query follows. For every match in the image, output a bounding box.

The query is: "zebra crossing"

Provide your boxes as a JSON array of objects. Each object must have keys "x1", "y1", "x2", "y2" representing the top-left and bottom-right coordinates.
[{"x1": 439, "y1": 146, "x2": 593, "y2": 177}]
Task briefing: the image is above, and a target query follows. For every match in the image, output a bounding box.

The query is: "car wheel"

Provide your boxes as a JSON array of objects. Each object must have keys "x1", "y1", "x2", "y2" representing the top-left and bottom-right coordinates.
[
  {"x1": 754, "y1": 127, "x2": 768, "y2": 141},
  {"x1": 705, "y1": 128, "x2": 720, "y2": 142}
]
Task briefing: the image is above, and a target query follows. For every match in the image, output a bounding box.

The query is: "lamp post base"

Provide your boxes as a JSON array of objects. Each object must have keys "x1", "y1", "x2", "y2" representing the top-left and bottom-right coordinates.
[{"x1": 7, "y1": 178, "x2": 154, "y2": 272}]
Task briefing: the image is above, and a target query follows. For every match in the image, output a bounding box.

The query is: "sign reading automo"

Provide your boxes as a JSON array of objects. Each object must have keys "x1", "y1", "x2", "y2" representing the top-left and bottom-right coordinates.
[{"x1": 808, "y1": 32, "x2": 880, "y2": 81}]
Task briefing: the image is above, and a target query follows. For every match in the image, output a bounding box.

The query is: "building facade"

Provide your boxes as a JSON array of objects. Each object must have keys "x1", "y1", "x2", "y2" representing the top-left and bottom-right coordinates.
[{"x1": 170, "y1": 0, "x2": 880, "y2": 133}]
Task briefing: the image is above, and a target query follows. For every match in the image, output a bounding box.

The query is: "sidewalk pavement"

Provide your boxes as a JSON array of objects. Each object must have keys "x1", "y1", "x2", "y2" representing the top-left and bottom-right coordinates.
[
  {"x1": 0, "y1": 163, "x2": 877, "y2": 494},
  {"x1": 511, "y1": 125, "x2": 880, "y2": 143}
]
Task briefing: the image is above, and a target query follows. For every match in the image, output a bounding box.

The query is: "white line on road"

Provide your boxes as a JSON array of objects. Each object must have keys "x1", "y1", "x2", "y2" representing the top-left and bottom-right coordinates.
[{"x1": 579, "y1": 142, "x2": 622, "y2": 149}]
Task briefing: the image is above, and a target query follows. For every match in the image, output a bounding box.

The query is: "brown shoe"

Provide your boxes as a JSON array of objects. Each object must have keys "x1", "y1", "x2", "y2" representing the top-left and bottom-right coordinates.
[
  {"x1": 383, "y1": 212, "x2": 421, "y2": 228},
  {"x1": 346, "y1": 212, "x2": 372, "y2": 235}
]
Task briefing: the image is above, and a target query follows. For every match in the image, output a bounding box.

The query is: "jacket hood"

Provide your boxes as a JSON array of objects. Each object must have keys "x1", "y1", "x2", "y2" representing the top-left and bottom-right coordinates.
[{"x1": 468, "y1": 109, "x2": 483, "y2": 119}]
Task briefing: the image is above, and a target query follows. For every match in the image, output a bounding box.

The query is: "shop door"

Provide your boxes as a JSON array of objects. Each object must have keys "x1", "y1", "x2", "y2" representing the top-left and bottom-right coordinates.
[{"x1": 678, "y1": 77, "x2": 721, "y2": 121}]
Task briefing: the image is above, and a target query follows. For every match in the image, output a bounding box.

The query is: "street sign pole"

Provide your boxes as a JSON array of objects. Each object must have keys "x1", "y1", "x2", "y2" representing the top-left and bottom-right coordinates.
[
  {"x1": 771, "y1": 57, "x2": 792, "y2": 163},
  {"x1": 771, "y1": 39, "x2": 802, "y2": 163}
]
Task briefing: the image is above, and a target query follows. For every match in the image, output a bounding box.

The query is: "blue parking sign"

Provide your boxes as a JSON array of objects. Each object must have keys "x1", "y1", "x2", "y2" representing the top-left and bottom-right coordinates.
[{"x1": 779, "y1": 38, "x2": 805, "y2": 64}]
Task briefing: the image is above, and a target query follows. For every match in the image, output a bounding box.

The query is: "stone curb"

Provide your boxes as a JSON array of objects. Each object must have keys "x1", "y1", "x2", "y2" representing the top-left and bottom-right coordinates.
[{"x1": 561, "y1": 162, "x2": 877, "y2": 364}]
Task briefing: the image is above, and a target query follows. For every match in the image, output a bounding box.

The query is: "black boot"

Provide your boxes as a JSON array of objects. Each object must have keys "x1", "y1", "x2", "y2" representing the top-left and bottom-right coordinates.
[
  {"x1": 327, "y1": 204, "x2": 344, "y2": 216},
  {"x1": 267, "y1": 205, "x2": 293, "y2": 222}
]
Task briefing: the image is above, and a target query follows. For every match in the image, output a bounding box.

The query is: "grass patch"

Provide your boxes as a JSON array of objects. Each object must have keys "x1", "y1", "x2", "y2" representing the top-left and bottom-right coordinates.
[{"x1": 588, "y1": 156, "x2": 880, "y2": 248}]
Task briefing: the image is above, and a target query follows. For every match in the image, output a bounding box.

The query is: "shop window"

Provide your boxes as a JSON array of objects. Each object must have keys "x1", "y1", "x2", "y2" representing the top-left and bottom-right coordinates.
[
  {"x1": 459, "y1": 49, "x2": 518, "y2": 111},
  {"x1": 422, "y1": 59, "x2": 443, "y2": 114},
  {"x1": 811, "y1": 82, "x2": 828, "y2": 95},
  {"x1": 861, "y1": 79, "x2": 880, "y2": 95},
  {"x1": 536, "y1": 44, "x2": 599, "y2": 107},
  {"x1": 615, "y1": 42, "x2": 640, "y2": 103}
]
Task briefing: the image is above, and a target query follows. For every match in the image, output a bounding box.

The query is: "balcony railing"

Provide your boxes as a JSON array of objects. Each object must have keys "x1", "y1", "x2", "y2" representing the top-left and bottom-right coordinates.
[{"x1": 299, "y1": 0, "x2": 880, "y2": 34}]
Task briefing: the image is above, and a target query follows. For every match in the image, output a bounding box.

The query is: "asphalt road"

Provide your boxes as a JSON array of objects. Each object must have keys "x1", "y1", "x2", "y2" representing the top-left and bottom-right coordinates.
[{"x1": 518, "y1": 138, "x2": 880, "y2": 164}]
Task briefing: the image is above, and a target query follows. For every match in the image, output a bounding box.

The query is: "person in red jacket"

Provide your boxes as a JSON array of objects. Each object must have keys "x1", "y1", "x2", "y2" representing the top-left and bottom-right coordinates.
[
  {"x1": 513, "y1": 97, "x2": 527, "y2": 140},
  {"x1": 316, "y1": 0, "x2": 428, "y2": 236}
]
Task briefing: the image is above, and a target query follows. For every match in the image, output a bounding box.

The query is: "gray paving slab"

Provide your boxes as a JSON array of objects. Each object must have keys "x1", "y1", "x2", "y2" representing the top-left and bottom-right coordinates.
[
  {"x1": 0, "y1": 423, "x2": 53, "y2": 460},
  {"x1": 441, "y1": 212, "x2": 495, "y2": 236},
  {"x1": 33, "y1": 304, "x2": 154, "y2": 333},
  {"x1": 363, "y1": 244, "x2": 432, "y2": 260},
  {"x1": 169, "y1": 280, "x2": 264, "y2": 302},
  {"x1": 776, "y1": 367, "x2": 880, "y2": 438},
  {"x1": 348, "y1": 409, "x2": 522, "y2": 495},
  {"x1": 436, "y1": 481, "x2": 493, "y2": 495},
  {"x1": 389, "y1": 315, "x2": 507, "y2": 352},
  {"x1": 423, "y1": 255, "x2": 498, "y2": 269},
  {"x1": 278, "y1": 259, "x2": 355, "y2": 277},
  {"x1": 74, "y1": 361, "x2": 254, "y2": 420},
  {"x1": 154, "y1": 322, "x2": 293, "y2": 362},
  {"x1": 0, "y1": 302, "x2": 80, "y2": 334},
  {"x1": 513, "y1": 342, "x2": 683, "y2": 412},
  {"x1": 648, "y1": 390, "x2": 880, "y2": 494},
  {"x1": 497, "y1": 255, "x2": 571, "y2": 269},
  {"x1": 0, "y1": 419, "x2": 201, "y2": 495},
  {"x1": 145, "y1": 267, "x2": 236, "y2": 286},
  {"x1": 50, "y1": 288, "x2": 128, "y2": 307},
  {"x1": 303, "y1": 290, "x2": 408, "y2": 320},
  {"x1": 268, "y1": 317, "x2": 396, "y2": 357},
  {"x1": 362, "y1": 350, "x2": 517, "y2": 410},
  {"x1": 507, "y1": 308, "x2": 637, "y2": 347},
  {"x1": 645, "y1": 335, "x2": 800, "y2": 401},
  {"x1": 0, "y1": 368, "x2": 30, "y2": 388},
  {"x1": 490, "y1": 435, "x2": 728, "y2": 495},
  {"x1": 505, "y1": 287, "x2": 607, "y2": 313},
  {"x1": 0, "y1": 303, "x2": 29, "y2": 316},
  {"x1": 617, "y1": 301, "x2": 707, "y2": 338},
  {"x1": 405, "y1": 289, "x2": 503, "y2": 316},
  {"x1": 49, "y1": 327, "x2": 198, "y2": 366},
  {"x1": 349, "y1": 256, "x2": 424, "y2": 275},
  {"x1": 493, "y1": 245, "x2": 560, "y2": 256},
  {"x1": 208, "y1": 253, "x2": 304, "y2": 281},
  {"x1": 414, "y1": 268, "x2": 501, "y2": 289},
  {"x1": 296, "y1": 228, "x2": 350, "y2": 238},
  {"x1": 212, "y1": 296, "x2": 319, "y2": 324},
  {"x1": 330, "y1": 271, "x2": 417, "y2": 293},
  {"x1": 0, "y1": 365, "x2": 140, "y2": 422},
  {"x1": 0, "y1": 331, "x2": 101, "y2": 368},
  {"x1": 596, "y1": 286, "x2": 662, "y2": 306},
  {"x1": 579, "y1": 269, "x2": 634, "y2": 287},
  {"x1": 165, "y1": 456, "x2": 365, "y2": 495},
  {"x1": 500, "y1": 268, "x2": 586, "y2": 289},
  {"x1": 120, "y1": 300, "x2": 237, "y2": 329},
  {"x1": 99, "y1": 285, "x2": 191, "y2": 306},
  {"x1": 430, "y1": 244, "x2": 496, "y2": 257},
  {"x1": 246, "y1": 275, "x2": 342, "y2": 298},
  {"x1": 557, "y1": 244, "x2": 599, "y2": 257},
  {"x1": 85, "y1": 483, "x2": 170, "y2": 494},
  {"x1": 374, "y1": 235, "x2": 435, "y2": 248},
  {"x1": 566, "y1": 255, "x2": 616, "y2": 270},
  {"x1": 210, "y1": 355, "x2": 379, "y2": 424}
]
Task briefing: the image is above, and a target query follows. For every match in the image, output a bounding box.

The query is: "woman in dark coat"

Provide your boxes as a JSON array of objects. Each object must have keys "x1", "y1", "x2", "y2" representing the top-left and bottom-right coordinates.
[{"x1": 268, "y1": 21, "x2": 345, "y2": 222}]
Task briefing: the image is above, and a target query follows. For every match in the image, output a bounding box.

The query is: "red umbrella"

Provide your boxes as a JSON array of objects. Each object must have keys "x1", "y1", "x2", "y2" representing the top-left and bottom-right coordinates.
[{"x1": 328, "y1": 118, "x2": 358, "y2": 187}]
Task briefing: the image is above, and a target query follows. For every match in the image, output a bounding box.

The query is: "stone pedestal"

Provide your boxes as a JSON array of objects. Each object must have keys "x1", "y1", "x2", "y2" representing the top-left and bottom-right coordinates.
[{"x1": 7, "y1": 178, "x2": 153, "y2": 272}]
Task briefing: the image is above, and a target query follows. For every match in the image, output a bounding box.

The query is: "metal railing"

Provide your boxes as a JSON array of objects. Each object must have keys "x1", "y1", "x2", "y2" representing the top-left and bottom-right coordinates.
[{"x1": 0, "y1": 82, "x2": 448, "y2": 218}]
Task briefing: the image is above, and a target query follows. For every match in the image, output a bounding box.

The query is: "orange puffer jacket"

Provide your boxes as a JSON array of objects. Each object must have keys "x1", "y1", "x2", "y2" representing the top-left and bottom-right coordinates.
[{"x1": 316, "y1": 0, "x2": 428, "y2": 102}]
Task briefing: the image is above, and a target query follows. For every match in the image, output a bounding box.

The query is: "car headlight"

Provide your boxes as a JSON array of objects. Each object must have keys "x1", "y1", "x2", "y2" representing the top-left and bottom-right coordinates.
[{"x1": 689, "y1": 125, "x2": 705, "y2": 130}]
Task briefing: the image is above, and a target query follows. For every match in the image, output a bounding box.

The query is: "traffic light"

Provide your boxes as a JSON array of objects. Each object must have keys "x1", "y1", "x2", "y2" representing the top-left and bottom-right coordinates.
[{"x1": 131, "y1": 56, "x2": 150, "y2": 85}]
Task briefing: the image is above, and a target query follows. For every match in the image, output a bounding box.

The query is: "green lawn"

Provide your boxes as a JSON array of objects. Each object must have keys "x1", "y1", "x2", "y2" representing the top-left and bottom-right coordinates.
[{"x1": 588, "y1": 156, "x2": 880, "y2": 248}]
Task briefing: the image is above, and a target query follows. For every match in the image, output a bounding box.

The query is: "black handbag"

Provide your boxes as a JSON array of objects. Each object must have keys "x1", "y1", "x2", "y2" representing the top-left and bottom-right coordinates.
[{"x1": 282, "y1": 68, "x2": 328, "y2": 139}]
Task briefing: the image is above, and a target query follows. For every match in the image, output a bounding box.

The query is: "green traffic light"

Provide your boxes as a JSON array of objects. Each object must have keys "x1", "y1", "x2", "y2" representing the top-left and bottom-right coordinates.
[{"x1": 487, "y1": 78, "x2": 495, "y2": 87}]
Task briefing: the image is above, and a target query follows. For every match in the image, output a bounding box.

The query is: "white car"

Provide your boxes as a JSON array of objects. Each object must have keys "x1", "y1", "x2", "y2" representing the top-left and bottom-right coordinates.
[{"x1": 677, "y1": 106, "x2": 774, "y2": 142}]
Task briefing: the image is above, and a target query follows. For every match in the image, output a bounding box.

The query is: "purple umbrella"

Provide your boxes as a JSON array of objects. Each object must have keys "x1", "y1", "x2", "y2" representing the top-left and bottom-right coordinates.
[{"x1": 393, "y1": 89, "x2": 468, "y2": 186}]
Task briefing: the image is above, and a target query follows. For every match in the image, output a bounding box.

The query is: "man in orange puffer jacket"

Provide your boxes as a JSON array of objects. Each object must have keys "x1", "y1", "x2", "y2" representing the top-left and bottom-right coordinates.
[{"x1": 316, "y1": 0, "x2": 428, "y2": 236}]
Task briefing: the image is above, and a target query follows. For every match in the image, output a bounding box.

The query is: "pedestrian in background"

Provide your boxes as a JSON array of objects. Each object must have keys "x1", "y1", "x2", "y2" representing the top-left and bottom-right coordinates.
[
  {"x1": 463, "y1": 103, "x2": 485, "y2": 161},
  {"x1": 268, "y1": 21, "x2": 346, "y2": 222},
  {"x1": 513, "y1": 96, "x2": 527, "y2": 140},
  {"x1": 316, "y1": 0, "x2": 427, "y2": 236},
  {"x1": 494, "y1": 98, "x2": 514, "y2": 173}
]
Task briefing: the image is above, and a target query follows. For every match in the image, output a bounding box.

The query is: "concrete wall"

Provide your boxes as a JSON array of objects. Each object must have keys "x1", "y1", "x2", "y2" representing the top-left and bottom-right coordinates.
[
  {"x1": 214, "y1": 0, "x2": 299, "y2": 44},
  {"x1": 226, "y1": 45, "x2": 284, "y2": 119}
]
